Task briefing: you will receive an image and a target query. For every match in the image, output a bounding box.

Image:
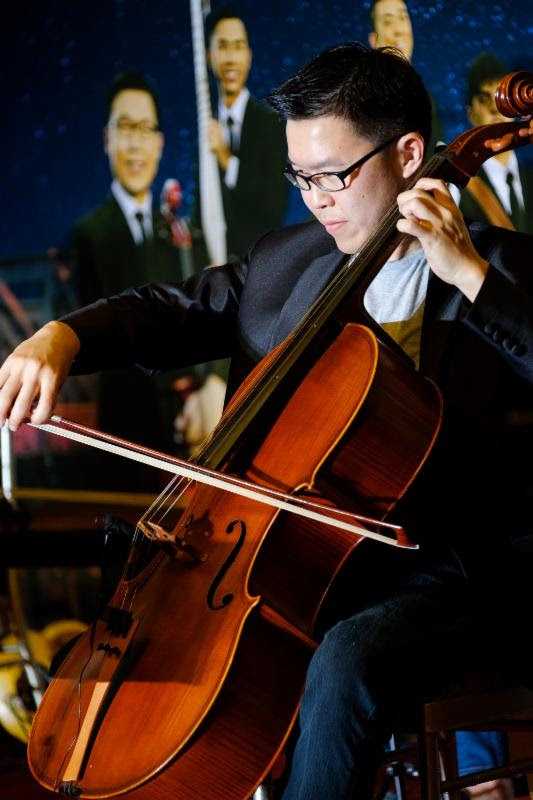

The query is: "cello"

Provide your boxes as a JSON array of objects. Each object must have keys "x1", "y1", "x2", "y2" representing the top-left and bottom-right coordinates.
[{"x1": 27, "y1": 71, "x2": 533, "y2": 799}]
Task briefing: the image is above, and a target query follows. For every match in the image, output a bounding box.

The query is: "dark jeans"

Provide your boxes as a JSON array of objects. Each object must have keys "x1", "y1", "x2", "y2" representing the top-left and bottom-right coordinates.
[{"x1": 281, "y1": 552, "x2": 508, "y2": 800}]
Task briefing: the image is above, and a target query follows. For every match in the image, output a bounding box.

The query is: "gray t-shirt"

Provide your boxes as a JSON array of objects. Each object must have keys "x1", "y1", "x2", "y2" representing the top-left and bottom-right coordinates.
[{"x1": 363, "y1": 248, "x2": 429, "y2": 368}]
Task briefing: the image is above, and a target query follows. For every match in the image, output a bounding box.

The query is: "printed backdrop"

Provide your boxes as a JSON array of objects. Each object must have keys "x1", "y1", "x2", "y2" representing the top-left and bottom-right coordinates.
[{"x1": 4, "y1": 0, "x2": 533, "y2": 257}]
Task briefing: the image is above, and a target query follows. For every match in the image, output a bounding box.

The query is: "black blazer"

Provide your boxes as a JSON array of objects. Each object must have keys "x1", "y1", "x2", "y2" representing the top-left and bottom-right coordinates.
[{"x1": 63, "y1": 219, "x2": 533, "y2": 574}]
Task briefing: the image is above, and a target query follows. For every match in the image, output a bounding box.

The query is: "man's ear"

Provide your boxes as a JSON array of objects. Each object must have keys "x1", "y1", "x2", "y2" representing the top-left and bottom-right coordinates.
[
  {"x1": 397, "y1": 132, "x2": 425, "y2": 179},
  {"x1": 368, "y1": 31, "x2": 377, "y2": 49}
]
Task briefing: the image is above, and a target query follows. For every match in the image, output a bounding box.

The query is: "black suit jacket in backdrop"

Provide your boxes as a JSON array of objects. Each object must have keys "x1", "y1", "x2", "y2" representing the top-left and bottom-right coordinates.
[
  {"x1": 459, "y1": 157, "x2": 533, "y2": 235},
  {"x1": 63, "y1": 219, "x2": 533, "y2": 582},
  {"x1": 71, "y1": 196, "x2": 185, "y2": 304},
  {"x1": 68, "y1": 196, "x2": 187, "y2": 473},
  {"x1": 191, "y1": 96, "x2": 289, "y2": 262}
]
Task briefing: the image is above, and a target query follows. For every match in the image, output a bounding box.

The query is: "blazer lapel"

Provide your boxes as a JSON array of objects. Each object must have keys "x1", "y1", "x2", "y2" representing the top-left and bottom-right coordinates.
[
  {"x1": 268, "y1": 247, "x2": 345, "y2": 350},
  {"x1": 237, "y1": 97, "x2": 256, "y2": 161},
  {"x1": 419, "y1": 269, "x2": 464, "y2": 381},
  {"x1": 517, "y1": 156, "x2": 533, "y2": 234},
  {"x1": 107, "y1": 196, "x2": 136, "y2": 245}
]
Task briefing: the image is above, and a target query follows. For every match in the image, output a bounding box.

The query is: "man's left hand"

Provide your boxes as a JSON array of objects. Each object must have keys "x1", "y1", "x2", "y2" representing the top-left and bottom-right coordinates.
[
  {"x1": 397, "y1": 177, "x2": 489, "y2": 303},
  {"x1": 465, "y1": 778, "x2": 514, "y2": 800},
  {"x1": 517, "y1": 114, "x2": 533, "y2": 141},
  {"x1": 485, "y1": 115, "x2": 533, "y2": 153}
]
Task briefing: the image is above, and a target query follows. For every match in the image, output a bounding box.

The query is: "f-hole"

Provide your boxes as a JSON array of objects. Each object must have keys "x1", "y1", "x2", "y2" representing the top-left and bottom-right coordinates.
[{"x1": 207, "y1": 520, "x2": 246, "y2": 610}]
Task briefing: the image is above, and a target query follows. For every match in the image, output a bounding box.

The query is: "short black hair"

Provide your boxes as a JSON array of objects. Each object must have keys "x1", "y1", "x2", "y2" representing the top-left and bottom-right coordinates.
[
  {"x1": 467, "y1": 52, "x2": 507, "y2": 106},
  {"x1": 268, "y1": 42, "x2": 432, "y2": 146},
  {"x1": 205, "y1": 4, "x2": 248, "y2": 48},
  {"x1": 106, "y1": 71, "x2": 162, "y2": 129}
]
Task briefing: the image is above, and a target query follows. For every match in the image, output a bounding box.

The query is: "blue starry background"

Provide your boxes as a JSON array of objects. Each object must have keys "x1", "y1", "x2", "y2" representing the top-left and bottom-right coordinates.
[{"x1": 3, "y1": 0, "x2": 533, "y2": 258}]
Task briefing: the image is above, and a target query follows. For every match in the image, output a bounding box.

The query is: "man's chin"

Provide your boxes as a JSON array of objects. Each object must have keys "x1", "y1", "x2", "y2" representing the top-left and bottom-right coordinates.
[
  {"x1": 222, "y1": 82, "x2": 244, "y2": 98},
  {"x1": 325, "y1": 228, "x2": 358, "y2": 255},
  {"x1": 122, "y1": 179, "x2": 151, "y2": 198}
]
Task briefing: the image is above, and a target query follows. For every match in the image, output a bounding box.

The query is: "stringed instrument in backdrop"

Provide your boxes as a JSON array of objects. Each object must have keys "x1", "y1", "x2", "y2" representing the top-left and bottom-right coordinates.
[
  {"x1": 26, "y1": 72, "x2": 533, "y2": 799},
  {"x1": 191, "y1": 0, "x2": 227, "y2": 266}
]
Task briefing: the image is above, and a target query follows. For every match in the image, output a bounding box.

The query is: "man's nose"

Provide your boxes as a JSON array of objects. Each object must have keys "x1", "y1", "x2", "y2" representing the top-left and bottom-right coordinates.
[
  {"x1": 221, "y1": 46, "x2": 239, "y2": 60},
  {"x1": 307, "y1": 183, "x2": 334, "y2": 209},
  {"x1": 125, "y1": 129, "x2": 145, "y2": 147}
]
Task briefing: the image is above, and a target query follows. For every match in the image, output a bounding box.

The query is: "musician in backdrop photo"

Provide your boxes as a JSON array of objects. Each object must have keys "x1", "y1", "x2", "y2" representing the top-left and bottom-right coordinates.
[
  {"x1": 1, "y1": 44, "x2": 532, "y2": 800},
  {"x1": 191, "y1": 4, "x2": 289, "y2": 263}
]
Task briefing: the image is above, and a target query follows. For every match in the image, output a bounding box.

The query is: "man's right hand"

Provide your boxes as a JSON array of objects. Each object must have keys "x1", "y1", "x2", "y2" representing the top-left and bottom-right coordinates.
[{"x1": 0, "y1": 321, "x2": 80, "y2": 431}]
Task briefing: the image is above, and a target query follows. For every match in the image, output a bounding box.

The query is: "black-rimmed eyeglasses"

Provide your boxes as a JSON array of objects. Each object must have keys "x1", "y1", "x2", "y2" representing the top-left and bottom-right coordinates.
[
  {"x1": 112, "y1": 119, "x2": 160, "y2": 139},
  {"x1": 284, "y1": 135, "x2": 400, "y2": 192}
]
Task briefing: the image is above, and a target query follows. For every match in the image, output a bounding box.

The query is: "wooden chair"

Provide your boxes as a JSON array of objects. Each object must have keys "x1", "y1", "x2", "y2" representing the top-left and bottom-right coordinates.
[
  {"x1": 421, "y1": 684, "x2": 533, "y2": 800},
  {"x1": 373, "y1": 685, "x2": 533, "y2": 800}
]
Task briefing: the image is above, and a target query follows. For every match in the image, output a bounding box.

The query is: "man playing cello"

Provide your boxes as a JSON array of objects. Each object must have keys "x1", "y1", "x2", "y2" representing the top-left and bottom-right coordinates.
[{"x1": 1, "y1": 44, "x2": 532, "y2": 800}]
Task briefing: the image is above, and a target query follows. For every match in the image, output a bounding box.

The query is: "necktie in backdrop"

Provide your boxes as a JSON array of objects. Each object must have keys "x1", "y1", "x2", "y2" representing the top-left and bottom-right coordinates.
[
  {"x1": 506, "y1": 171, "x2": 525, "y2": 231},
  {"x1": 226, "y1": 115, "x2": 236, "y2": 155},
  {"x1": 134, "y1": 210, "x2": 151, "y2": 283},
  {"x1": 135, "y1": 210, "x2": 147, "y2": 245}
]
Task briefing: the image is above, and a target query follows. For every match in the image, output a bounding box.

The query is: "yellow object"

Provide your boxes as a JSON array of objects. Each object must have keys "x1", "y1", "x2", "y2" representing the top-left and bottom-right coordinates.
[{"x1": 0, "y1": 620, "x2": 87, "y2": 743}]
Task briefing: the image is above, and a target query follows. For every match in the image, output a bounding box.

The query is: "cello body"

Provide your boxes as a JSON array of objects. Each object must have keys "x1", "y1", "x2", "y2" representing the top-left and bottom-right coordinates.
[{"x1": 28, "y1": 324, "x2": 441, "y2": 798}]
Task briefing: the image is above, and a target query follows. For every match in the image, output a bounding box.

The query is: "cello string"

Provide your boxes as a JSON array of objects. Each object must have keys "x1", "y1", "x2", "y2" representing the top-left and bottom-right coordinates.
[
  {"x1": 113, "y1": 476, "x2": 195, "y2": 606},
  {"x1": 140, "y1": 476, "x2": 194, "y2": 531},
  {"x1": 138, "y1": 474, "x2": 190, "y2": 527}
]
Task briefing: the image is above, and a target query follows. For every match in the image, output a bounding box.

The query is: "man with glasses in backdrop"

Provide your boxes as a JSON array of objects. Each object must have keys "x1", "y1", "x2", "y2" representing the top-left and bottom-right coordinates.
[
  {"x1": 460, "y1": 52, "x2": 533, "y2": 235},
  {"x1": 68, "y1": 72, "x2": 187, "y2": 464},
  {"x1": 1, "y1": 44, "x2": 532, "y2": 799},
  {"x1": 71, "y1": 71, "x2": 184, "y2": 304}
]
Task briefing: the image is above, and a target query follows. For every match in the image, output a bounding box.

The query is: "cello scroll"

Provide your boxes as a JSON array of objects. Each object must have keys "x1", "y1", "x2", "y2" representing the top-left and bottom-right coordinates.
[
  {"x1": 442, "y1": 71, "x2": 533, "y2": 185},
  {"x1": 496, "y1": 70, "x2": 533, "y2": 117}
]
